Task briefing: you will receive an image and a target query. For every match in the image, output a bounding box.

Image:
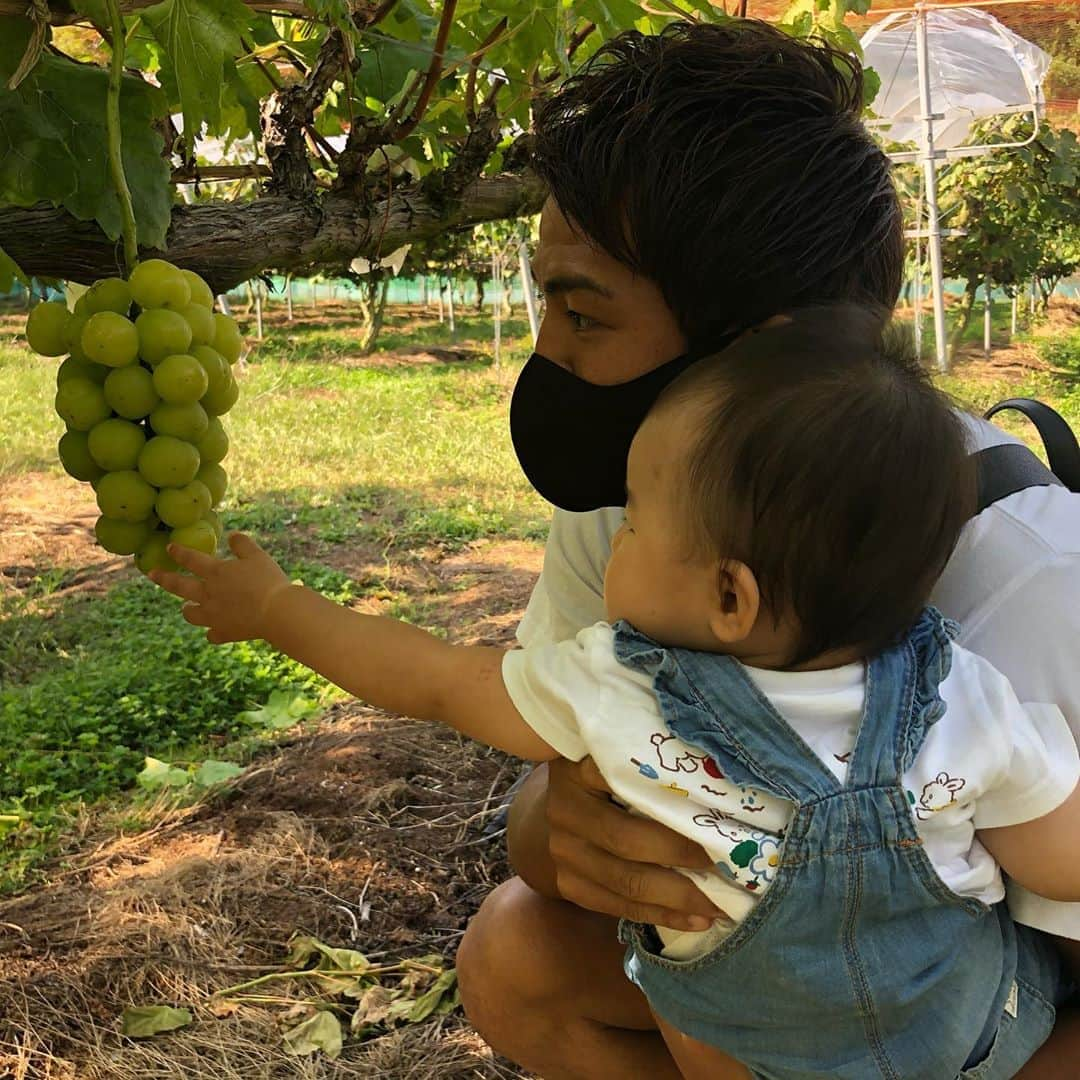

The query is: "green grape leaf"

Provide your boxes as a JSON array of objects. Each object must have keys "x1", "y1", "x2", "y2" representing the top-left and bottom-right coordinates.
[
  {"x1": 141, "y1": 0, "x2": 255, "y2": 137},
  {"x1": 71, "y1": 0, "x2": 111, "y2": 28},
  {"x1": 285, "y1": 935, "x2": 371, "y2": 974},
  {"x1": 0, "y1": 246, "x2": 25, "y2": 293},
  {"x1": 121, "y1": 1005, "x2": 193, "y2": 1037},
  {"x1": 0, "y1": 18, "x2": 171, "y2": 248},
  {"x1": 354, "y1": 39, "x2": 423, "y2": 105},
  {"x1": 236, "y1": 689, "x2": 320, "y2": 730},
  {"x1": 407, "y1": 968, "x2": 458, "y2": 1022},
  {"x1": 282, "y1": 1011, "x2": 343, "y2": 1059},
  {"x1": 137, "y1": 757, "x2": 191, "y2": 790},
  {"x1": 193, "y1": 760, "x2": 244, "y2": 787}
]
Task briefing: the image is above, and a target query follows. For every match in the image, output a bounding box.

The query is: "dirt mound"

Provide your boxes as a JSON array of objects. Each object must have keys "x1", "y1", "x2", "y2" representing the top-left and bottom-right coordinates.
[{"x1": 0, "y1": 709, "x2": 533, "y2": 1078}]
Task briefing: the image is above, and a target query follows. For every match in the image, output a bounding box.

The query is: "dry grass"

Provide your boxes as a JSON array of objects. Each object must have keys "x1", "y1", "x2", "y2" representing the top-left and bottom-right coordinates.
[{"x1": 0, "y1": 705, "x2": 536, "y2": 1079}]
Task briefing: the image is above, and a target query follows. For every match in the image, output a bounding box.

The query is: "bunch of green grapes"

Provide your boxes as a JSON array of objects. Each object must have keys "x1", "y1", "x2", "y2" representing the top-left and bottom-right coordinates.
[{"x1": 25, "y1": 260, "x2": 243, "y2": 575}]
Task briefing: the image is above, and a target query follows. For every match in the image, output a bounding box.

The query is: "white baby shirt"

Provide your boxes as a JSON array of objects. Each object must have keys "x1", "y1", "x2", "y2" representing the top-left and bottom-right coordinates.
[{"x1": 502, "y1": 622, "x2": 1079, "y2": 960}]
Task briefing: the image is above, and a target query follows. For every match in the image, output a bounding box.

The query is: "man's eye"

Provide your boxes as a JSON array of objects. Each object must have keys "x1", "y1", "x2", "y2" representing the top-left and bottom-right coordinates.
[{"x1": 566, "y1": 308, "x2": 597, "y2": 331}]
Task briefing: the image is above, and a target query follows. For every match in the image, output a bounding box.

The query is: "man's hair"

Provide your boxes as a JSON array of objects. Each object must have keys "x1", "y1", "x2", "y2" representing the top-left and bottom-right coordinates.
[
  {"x1": 532, "y1": 21, "x2": 903, "y2": 352},
  {"x1": 656, "y1": 306, "x2": 975, "y2": 665}
]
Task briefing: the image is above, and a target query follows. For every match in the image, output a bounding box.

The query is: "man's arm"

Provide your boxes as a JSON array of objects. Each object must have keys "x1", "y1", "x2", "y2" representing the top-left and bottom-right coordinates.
[{"x1": 980, "y1": 780, "x2": 1080, "y2": 902}]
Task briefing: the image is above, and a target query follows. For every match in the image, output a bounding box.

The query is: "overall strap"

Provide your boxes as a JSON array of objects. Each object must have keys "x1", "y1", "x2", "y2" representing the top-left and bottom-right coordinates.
[
  {"x1": 844, "y1": 608, "x2": 956, "y2": 789},
  {"x1": 613, "y1": 623, "x2": 844, "y2": 803}
]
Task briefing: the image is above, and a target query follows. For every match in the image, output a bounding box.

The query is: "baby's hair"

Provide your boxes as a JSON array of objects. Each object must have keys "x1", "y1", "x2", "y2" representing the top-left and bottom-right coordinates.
[{"x1": 656, "y1": 304, "x2": 976, "y2": 665}]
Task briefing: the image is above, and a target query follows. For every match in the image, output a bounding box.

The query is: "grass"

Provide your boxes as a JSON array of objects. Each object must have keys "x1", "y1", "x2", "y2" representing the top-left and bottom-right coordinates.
[{"x1": 0, "y1": 304, "x2": 548, "y2": 890}]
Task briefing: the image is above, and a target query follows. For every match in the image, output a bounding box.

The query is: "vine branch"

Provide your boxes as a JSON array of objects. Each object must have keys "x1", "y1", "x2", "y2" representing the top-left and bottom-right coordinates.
[{"x1": 104, "y1": 0, "x2": 139, "y2": 273}]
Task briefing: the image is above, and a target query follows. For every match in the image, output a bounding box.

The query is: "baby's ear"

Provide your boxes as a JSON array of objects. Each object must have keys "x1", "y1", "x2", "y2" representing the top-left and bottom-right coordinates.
[{"x1": 707, "y1": 559, "x2": 760, "y2": 647}]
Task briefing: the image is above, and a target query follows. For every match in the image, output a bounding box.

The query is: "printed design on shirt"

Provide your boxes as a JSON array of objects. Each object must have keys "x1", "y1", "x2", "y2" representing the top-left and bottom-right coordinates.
[
  {"x1": 651, "y1": 732, "x2": 710, "y2": 774},
  {"x1": 909, "y1": 772, "x2": 967, "y2": 820},
  {"x1": 738, "y1": 785, "x2": 767, "y2": 813},
  {"x1": 630, "y1": 757, "x2": 659, "y2": 780},
  {"x1": 707, "y1": 829, "x2": 783, "y2": 892},
  {"x1": 662, "y1": 781, "x2": 691, "y2": 798},
  {"x1": 834, "y1": 751, "x2": 852, "y2": 764},
  {"x1": 692, "y1": 807, "x2": 743, "y2": 841}
]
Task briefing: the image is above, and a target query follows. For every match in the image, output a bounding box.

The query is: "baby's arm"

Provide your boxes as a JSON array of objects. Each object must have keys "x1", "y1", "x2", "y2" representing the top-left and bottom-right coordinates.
[
  {"x1": 150, "y1": 534, "x2": 559, "y2": 762},
  {"x1": 979, "y1": 781, "x2": 1080, "y2": 902}
]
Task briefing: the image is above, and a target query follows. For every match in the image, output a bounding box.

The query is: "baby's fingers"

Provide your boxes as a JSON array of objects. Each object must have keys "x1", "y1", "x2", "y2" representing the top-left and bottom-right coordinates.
[
  {"x1": 180, "y1": 601, "x2": 213, "y2": 627},
  {"x1": 150, "y1": 568, "x2": 204, "y2": 604},
  {"x1": 168, "y1": 543, "x2": 223, "y2": 577},
  {"x1": 228, "y1": 532, "x2": 264, "y2": 559}
]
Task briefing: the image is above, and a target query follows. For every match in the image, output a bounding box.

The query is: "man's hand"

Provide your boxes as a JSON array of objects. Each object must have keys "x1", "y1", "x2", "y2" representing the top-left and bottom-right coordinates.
[
  {"x1": 545, "y1": 757, "x2": 722, "y2": 932},
  {"x1": 149, "y1": 532, "x2": 291, "y2": 644}
]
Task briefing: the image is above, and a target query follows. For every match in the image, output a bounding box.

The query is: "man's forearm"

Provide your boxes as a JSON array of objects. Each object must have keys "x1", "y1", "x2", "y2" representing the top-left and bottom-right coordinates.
[{"x1": 506, "y1": 763, "x2": 563, "y2": 898}]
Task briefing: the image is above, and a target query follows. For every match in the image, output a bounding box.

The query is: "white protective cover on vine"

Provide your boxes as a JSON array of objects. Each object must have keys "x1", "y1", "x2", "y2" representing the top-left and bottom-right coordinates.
[{"x1": 862, "y1": 9, "x2": 1051, "y2": 150}]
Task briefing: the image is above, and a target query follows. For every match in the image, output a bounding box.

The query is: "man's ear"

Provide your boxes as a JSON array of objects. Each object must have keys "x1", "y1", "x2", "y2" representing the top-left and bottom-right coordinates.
[{"x1": 708, "y1": 560, "x2": 760, "y2": 646}]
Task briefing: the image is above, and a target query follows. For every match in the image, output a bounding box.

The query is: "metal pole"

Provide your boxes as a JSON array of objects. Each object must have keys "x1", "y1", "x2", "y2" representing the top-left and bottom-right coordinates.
[
  {"x1": 518, "y1": 240, "x2": 540, "y2": 346},
  {"x1": 915, "y1": 6, "x2": 948, "y2": 372},
  {"x1": 492, "y1": 252, "x2": 501, "y2": 366},
  {"x1": 286, "y1": 275, "x2": 293, "y2": 321},
  {"x1": 983, "y1": 275, "x2": 991, "y2": 357},
  {"x1": 446, "y1": 278, "x2": 455, "y2": 334},
  {"x1": 255, "y1": 282, "x2": 263, "y2": 340},
  {"x1": 1010, "y1": 292, "x2": 1017, "y2": 337}
]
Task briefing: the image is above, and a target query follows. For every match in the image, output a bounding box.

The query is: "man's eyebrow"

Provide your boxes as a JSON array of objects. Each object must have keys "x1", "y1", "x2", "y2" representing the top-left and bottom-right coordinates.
[{"x1": 536, "y1": 271, "x2": 615, "y2": 300}]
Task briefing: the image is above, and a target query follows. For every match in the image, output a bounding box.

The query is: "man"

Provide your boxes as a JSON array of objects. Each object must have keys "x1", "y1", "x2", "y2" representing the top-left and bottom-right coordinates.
[{"x1": 455, "y1": 20, "x2": 1080, "y2": 1078}]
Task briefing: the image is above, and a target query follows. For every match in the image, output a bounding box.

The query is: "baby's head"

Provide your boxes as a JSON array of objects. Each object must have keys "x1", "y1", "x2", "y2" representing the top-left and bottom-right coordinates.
[{"x1": 603, "y1": 305, "x2": 974, "y2": 668}]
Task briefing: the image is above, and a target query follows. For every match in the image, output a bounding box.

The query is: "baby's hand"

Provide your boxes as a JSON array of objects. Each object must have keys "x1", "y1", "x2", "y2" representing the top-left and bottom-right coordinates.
[{"x1": 149, "y1": 532, "x2": 292, "y2": 644}]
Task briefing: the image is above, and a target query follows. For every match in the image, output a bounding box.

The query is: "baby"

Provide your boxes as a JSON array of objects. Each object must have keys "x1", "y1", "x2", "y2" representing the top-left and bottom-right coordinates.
[{"x1": 152, "y1": 305, "x2": 1079, "y2": 1079}]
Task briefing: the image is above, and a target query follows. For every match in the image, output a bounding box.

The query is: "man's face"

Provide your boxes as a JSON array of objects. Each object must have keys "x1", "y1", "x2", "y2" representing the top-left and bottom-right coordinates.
[{"x1": 531, "y1": 198, "x2": 687, "y2": 385}]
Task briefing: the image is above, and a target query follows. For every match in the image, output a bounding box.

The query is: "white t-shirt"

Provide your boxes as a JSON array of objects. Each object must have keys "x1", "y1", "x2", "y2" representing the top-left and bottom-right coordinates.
[
  {"x1": 517, "y1": 416, "x2": 1080, "y2": 938},
  {"x1": 503, "y1": 622, "x2": 1078, "y2": 960}
]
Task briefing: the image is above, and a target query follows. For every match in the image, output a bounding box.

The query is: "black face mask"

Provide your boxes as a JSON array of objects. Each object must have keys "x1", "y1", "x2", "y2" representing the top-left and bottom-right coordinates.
[{"x1": 509, "y1": 342, "x2": 737, "y2": 513}]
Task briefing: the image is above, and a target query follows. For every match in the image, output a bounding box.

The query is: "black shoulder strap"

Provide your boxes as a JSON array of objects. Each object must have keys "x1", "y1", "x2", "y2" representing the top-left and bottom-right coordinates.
[{"x1": 974, "y1": 398, "x2": 1080, "y2": 514}]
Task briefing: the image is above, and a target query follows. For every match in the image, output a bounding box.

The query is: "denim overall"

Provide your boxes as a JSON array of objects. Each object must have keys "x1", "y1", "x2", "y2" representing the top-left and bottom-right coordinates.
[{"x1": 613, "y1": 609, "x2": 1068, "y2": 1080}]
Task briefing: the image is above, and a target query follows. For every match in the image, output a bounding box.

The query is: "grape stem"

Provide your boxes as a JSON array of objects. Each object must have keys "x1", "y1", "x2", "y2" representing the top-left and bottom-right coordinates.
[{"x1": 104, "y1": 0, "x2": 139, "y2": 275}]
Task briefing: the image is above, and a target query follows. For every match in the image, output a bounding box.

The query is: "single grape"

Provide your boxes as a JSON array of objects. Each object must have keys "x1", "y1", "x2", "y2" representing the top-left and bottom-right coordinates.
[
  {"x1": 180, "y1": 303, "x2": 215, "y2": 348},
  {"x1": 25, "y1": 301, "x2": 72, "y2": 356},
  {"x1": 204, "y1": 509, "x2": 224, "y2": 541},
  {"x1": 58, "y1": 430, "x2": 105, "y2": 484},
  {"x1": 195, "y1": 461, "x2": 228, "y2": 507},
  {"x1": 95, "y1": 514, "x2": 155, "y2": 555},
  {"x1": 95, "y1": 470, "x2": 158, "y2": 522},
  {"x1": 194, "y1": 415, "x2": 228, "y2": 464},
  {"x1": 136, "y1": 308, "x2": 193, "y2": 367},
  {"x1": 153, "y1": 353, "x2": 209, "y2": 405},
  {"x1": 57, "y1": 355, "x2": 109, "y2": 388},
  {"x1": 150, "y1": 401, "x2": 209, "y2": 441},
  {"x1": 83, "y1": 277, "x2": 132, "y2": 316},
  {"x1": 191, "y1": 345, "x2": 231, "y2": 395},
  {"x1": 211, "y1": 312, "x2": 243, "y2": 364},
  {"x1": 81, "y1": 311, "x2": 139, "y2": 367},
  {"x1": 136, "y1": 531, "x2": 180, "y2": 574},
  {"x1": 181, "y1": 270, "x2": 215, "y2": 310},
  {"x1": 87, "y1": 417, "x2": 147, "y2": 471},
  {"x1": 72, "y1": 294, "x2": 92, "y2": 318},
  {"x1": 63, "y1": 314, "x2": 91, "y2": 362},
  {"x1": 104, "y1": 365, "x2": 160, "y2": 420},
  {"x1": 201, "y1": 374, "x2": 239, "y2": 416},
  {"x1": 55, "y1": 378, "x2": 112, "y2": 431},
  {"x1": 156, "y1": 480, "x2": 212, "y2": 528},
  {"x1": 171, "y1": 519, "x2": 217, "y2": 556},
  {"x1": 129, "y1": 259, "x2": 191, "y2": 310},
  {"x1": 138, "y1": 435, "x2": 201, "y2": 488}
]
